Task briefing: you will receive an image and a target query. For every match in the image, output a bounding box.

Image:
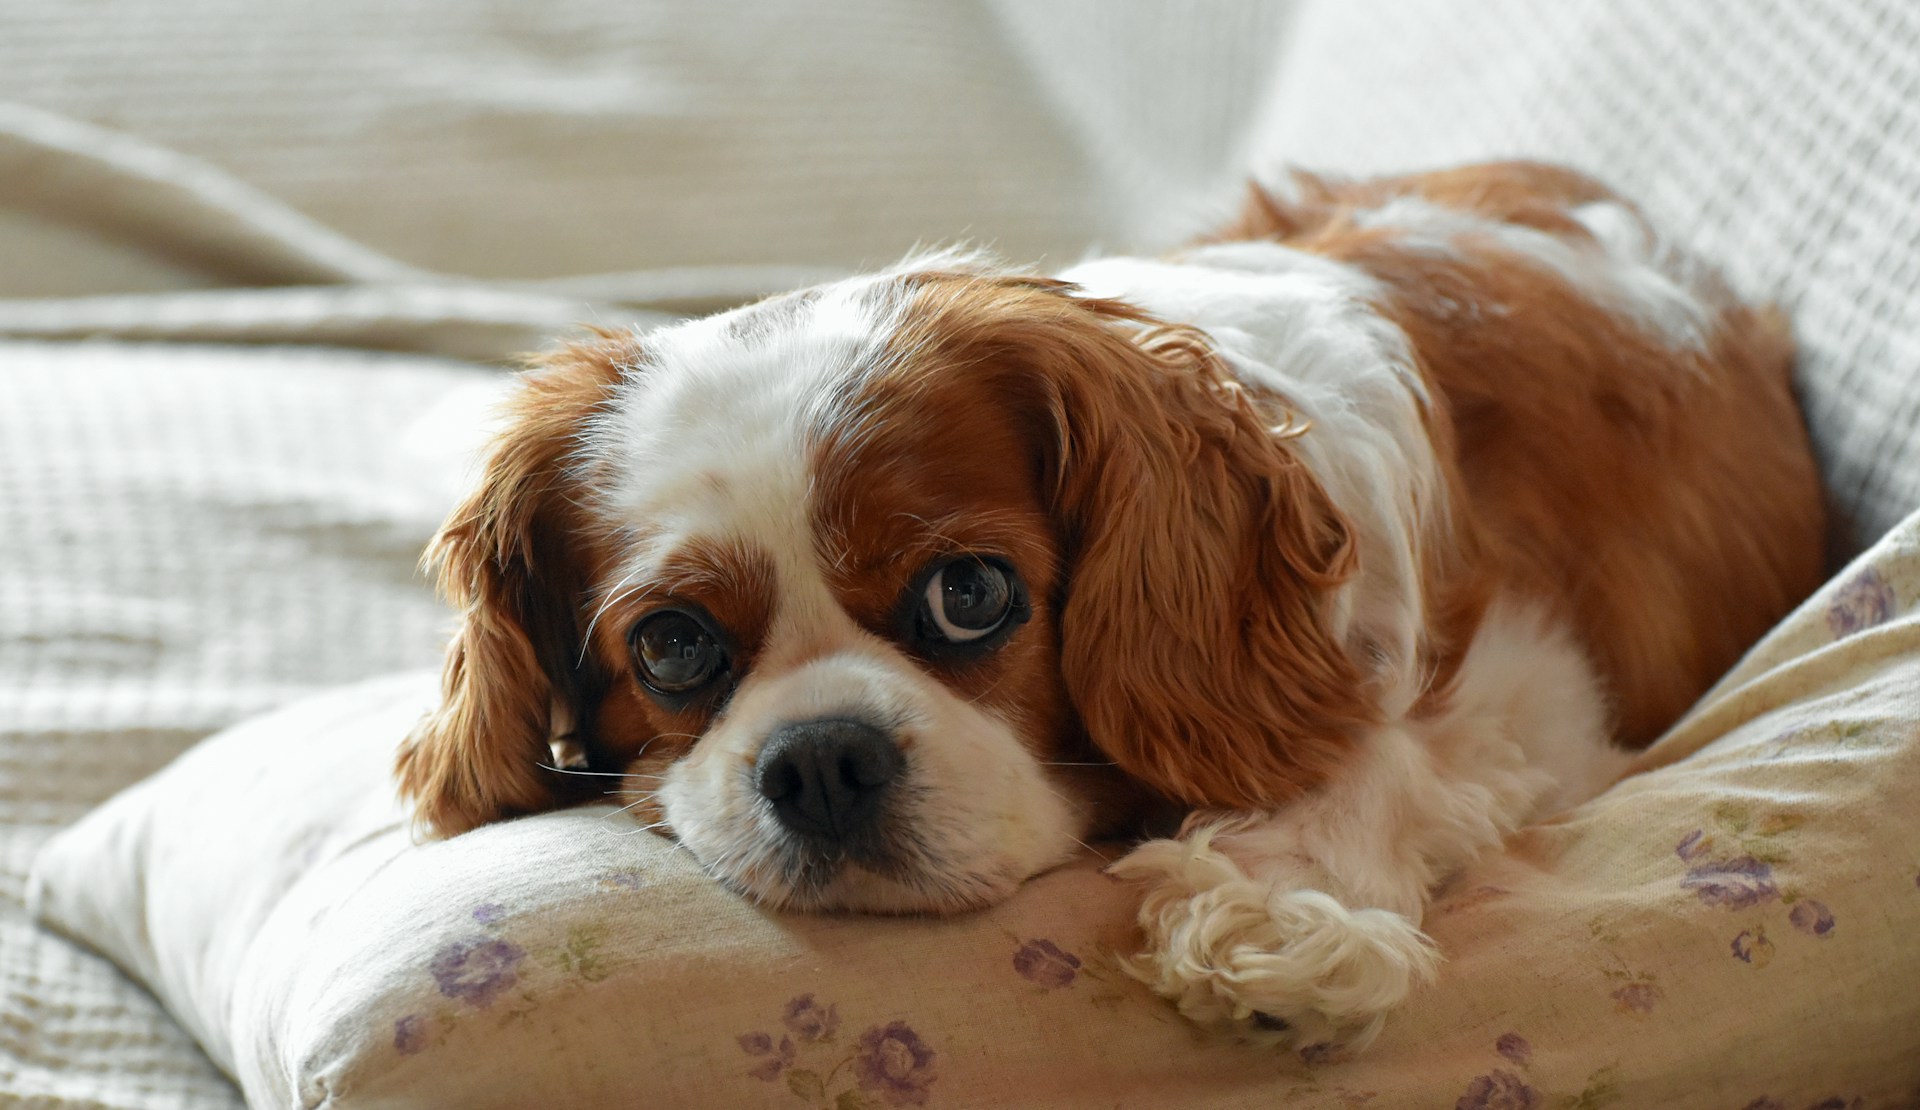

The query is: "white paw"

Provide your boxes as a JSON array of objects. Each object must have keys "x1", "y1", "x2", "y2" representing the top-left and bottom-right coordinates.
[{"x1": 1109, "y1": 832, "x2": 1439, "y2": 1048}]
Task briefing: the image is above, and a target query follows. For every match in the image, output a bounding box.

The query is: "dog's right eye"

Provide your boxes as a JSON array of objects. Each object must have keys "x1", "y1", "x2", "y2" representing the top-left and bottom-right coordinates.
[
  {"x1": 922, "y1": 558, "x2": 1014, "y2": 643},
  {"x1": 630, "y1": 608, "x2": 731, "y2": 697},
  {"x1": 902, "y1": 555, "x2": 1030, "y2": 661}
]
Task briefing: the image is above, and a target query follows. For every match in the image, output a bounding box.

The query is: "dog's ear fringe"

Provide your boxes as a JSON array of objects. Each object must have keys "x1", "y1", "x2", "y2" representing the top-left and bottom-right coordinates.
[
  {"x1": 396, "y1": 336, "x2": 631, "y2": 838},
  {"x1": 398, "y1": 596, "x2": 561, "y2": 837}
]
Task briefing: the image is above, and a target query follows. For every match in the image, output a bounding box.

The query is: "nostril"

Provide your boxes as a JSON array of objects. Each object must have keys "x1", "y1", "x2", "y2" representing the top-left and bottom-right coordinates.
[
  {"x1": 840, "y1": 743, "x2": 897, "y2": 790},
  {"x1": 759, "y1": 757, "x2": 803, "y2": 803}
]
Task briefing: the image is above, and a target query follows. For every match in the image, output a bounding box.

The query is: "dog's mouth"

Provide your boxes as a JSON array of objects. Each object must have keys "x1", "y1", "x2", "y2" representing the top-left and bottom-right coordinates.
[{"x1": 698, "y1": 810, "x2": 1029, "y2": 916}]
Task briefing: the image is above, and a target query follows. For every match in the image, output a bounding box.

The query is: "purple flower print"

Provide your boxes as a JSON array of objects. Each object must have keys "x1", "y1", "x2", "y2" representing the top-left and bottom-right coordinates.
[
  {"x1": 1298, "y1": 1041, "x2": 1351, "y2": 1067},
  {"x1": 599, "y1": 868, "x2": 647, "y2": 891},
  {"x1": 393, "y1": 1014, "x2": 430, "y2": 1055},
  {"x1": 1012, "y1": 938, "x2": 1083, "y2": 988},
  {"x1": 1455, "y1": 1069, "x2": 1539, "y2": 1110},
  {"x1": 737, "y1": 1032, "x2": 796, "y2": 1082},
  {"x1": 1789, "y1": 899, "x2": 1836, "y2": 937},
  {"x1": 1682, "y1": 856, "x2": 1780, "y2": 909},
  {"x1": 1495, "y1": 1033, "x2": 1532, "y2": 1066},
  {"x1": 1826, "y1": 567, "x2": 1896, "y2": 638},
  {"x1": 471, "y1": 902, "x2": 506, "y2": 925},
  {"x1": 1610, "y1": 982, "x2": 1663, "y2": 1014},
  {"x1": 1675, "y1": 829, "x2": 1711, "y2": 861},
  {"x1": 429, "y1": 937, "x2": 526, "y2": 1008},
  {"x1": 1731, "y1": 927, "x2": 1775, "y2": 967},
  {"x1": 781, "y1": 993, "x2": 841, "y2": 1042},
  {"x1": 853, "y1": 1021, "x2": 937, "y2": 1107},
  {"x1": 1739, "y1": 1099, "x2": 1785, "y2": 1110}
]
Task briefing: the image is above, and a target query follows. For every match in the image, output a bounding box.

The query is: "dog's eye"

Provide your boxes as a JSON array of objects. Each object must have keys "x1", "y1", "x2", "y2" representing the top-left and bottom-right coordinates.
[
  {"x1": 916, "y1": 557, "x2": 1026, "y2": 648},
  {"x1": 630, "y1": 609, "x2": 730, "y2": 696}
]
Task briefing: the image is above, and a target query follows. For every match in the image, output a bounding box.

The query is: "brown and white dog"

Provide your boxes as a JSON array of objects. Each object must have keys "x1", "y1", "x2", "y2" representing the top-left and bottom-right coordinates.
[{"x1": 396, "y1": 162, "x2": 1825, "y2": 1047}]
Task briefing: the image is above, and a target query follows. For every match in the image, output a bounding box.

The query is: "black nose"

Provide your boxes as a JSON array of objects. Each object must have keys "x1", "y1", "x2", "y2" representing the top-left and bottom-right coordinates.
[{"x1": 754, "y1": 718, "x2": 904, "y2": 841}]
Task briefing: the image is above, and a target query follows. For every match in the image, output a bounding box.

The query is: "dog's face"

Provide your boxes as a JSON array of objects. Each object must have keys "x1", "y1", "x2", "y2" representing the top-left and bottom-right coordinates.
[{"x1": 398, "y1": 263, "x2": 1370, "y2": 913}]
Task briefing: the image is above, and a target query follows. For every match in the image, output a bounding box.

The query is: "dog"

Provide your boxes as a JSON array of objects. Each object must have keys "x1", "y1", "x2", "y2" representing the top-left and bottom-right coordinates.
[{"x1": 395, "y1": 161, "x2": 1826, "y2": 1047}]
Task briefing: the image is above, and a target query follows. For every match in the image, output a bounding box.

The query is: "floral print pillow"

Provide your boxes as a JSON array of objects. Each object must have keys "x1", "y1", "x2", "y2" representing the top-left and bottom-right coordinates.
[{"x1": 35, "y1": 512, "x2": 1920, "y2": 1108}]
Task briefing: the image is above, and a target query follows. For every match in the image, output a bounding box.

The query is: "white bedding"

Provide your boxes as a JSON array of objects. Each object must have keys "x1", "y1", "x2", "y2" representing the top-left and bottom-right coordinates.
[
  {"x1": 0, "y1": 4, "x2": 1295, "y2": 1104},
  {"x1": 0, "y1": 341, "x2": 485, "y2": 1107}
]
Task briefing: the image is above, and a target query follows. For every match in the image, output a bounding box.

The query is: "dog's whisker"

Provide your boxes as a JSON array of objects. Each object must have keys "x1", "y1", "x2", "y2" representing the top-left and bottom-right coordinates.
[
  {"x1": 539, "y1": 763, "x2": 630, "y2": 777},
  {"x1": 607, "y1": 794, "x2": 664, "y2": 818},
  {"x1": 1037, "y1": 781, "x2": 1113, "y2": 862},
  {"x1": 1062, "y1": 832, "x2": 1111, "y2": 862}
]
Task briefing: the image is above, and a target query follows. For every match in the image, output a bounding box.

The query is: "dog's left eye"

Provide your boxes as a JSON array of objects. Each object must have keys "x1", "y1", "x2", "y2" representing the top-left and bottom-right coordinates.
[{"x1": 913, "y1": 557, "x2": 1028, "y2": 651}]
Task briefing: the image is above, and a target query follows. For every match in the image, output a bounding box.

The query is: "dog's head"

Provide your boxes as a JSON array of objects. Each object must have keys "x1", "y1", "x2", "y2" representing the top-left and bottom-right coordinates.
[{"x1": 396, "y1": 261, "x2": 1377, "y2": 912}]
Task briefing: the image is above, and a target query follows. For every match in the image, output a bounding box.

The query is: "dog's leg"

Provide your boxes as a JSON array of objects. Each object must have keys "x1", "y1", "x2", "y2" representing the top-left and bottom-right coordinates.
[{"x1": 1109, "y1": 602, "x2": 1627, "y2": 1048}]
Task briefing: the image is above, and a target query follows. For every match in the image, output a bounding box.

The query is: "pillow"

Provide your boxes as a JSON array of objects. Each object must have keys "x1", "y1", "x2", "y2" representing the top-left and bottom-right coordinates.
[{"x1": 32, "y1": 514, "x2": 1920, "y2": 1107}]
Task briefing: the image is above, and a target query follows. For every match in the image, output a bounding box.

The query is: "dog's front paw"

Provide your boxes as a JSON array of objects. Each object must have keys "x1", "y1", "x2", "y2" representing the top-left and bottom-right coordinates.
[{"x1": 1109, "y1": 833, "x2": 1439, "y2": 1048}]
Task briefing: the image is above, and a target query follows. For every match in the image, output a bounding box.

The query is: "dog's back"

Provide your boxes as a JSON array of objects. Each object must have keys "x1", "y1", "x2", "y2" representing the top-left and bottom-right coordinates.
[{"x1": 1218, "y1": 162, "x2": 1826, "y2": 745}]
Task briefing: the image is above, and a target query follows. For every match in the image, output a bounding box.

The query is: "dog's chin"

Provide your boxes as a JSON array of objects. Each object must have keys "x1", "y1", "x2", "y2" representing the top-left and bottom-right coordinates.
[
  {"x1": 660, "y1": 786, "x2": 1089, "y2": 916},
  {"x1": 720, "y1": 855, "x2": 1032, "y2": 916},
  {"x1": 766, "y1": 866, "x2": 1023, "y2": 916}
]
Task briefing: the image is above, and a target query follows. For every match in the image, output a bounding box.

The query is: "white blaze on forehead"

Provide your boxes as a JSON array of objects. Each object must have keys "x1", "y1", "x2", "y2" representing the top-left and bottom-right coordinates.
[{"x1": 583, "y1": 278, "x2": 900, "y2": 596}]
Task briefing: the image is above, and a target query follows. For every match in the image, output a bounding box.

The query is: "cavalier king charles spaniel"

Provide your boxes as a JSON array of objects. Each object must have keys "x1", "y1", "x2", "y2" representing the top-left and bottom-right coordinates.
[{"x1": 396, "y1": 162, "x2": 1825, "y2": 1047}]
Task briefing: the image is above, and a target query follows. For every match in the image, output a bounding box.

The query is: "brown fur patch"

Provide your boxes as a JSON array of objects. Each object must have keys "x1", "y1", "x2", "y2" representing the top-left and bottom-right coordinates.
[
  {"x1": 805, "y1": 324, "x2": 1098, "y2": 812},
  {"x1": 582, "y1": 537, "x2": 779, "y2": 810},
  {"x1": 813, "y1": 272, "x2": 1377, "y2": 813},
  {"x1": 1227, "y1": 163, "x2": 1827, "y2": 745}
]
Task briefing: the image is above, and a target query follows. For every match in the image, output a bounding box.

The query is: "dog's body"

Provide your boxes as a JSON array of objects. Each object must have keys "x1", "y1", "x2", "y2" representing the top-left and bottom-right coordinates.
[{"x1": 398, "y1": 163, "x2": 1825, "y2": 1047}]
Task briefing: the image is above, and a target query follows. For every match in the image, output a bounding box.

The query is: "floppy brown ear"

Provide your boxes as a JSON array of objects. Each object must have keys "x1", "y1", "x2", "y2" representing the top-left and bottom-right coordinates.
[
  {"x1": 397, "y1": 338, "x2": 627, "y2": 836},
  {"x1": 1047, "y1": 311, "x2": 1376, "y2": 808},
  {"x1": 896, "y1": 275, "x2": 1376, "y2": 808}
]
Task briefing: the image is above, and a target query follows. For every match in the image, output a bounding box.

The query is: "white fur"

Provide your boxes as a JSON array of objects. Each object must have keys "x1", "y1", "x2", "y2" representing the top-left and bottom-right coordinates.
[
  {"x1": 1352, "y1": 195, "x2": 1711, "y2": 351},
  {"x1": 1111, "y1": 602, "x2": 1627, "y2": 1046}
]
